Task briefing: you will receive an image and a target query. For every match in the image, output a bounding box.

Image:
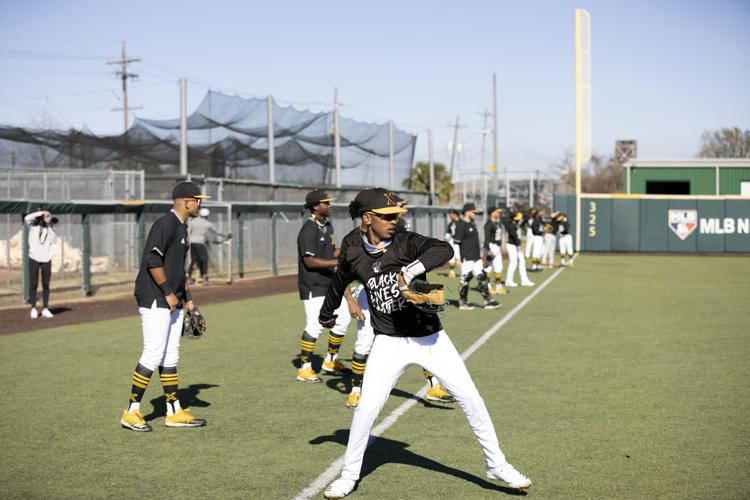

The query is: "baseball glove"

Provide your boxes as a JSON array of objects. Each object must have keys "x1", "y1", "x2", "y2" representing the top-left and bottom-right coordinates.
[
  {"x1": 182, "y1": 306, "x2": 207, "y2": 340},
  {"x1": 401, "y1": 279, "x2": 446, "y2": 314}
]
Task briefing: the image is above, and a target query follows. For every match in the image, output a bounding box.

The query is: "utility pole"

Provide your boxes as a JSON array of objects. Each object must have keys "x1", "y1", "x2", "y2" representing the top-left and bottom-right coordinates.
[
  {"x1": 492, "y1": 74, "x2": 501, "y2": 204},
  {"x1": 448, "y1": 115, "x2": 464, "y2": 178},
  {"x1": 427, "y1": 128, "x2": 435, "y2": 205},
  {"x1": 108, "y1": 41, "x2": 141, "y2": 133},
  {"x1": 479, "y1": 109, "x2": 491, "y2": 210},
  {"x1": 179, "y1": 78, "x2": 188, "y2": 175},
  {"x1": 333, "y1": 87, "x2": 341, "y2": 188}
]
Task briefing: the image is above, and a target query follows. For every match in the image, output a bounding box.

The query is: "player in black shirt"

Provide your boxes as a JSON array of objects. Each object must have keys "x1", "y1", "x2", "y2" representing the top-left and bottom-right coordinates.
[
  {"x1": 121, "y1": 181, "x2": 208, "y2": 432},
  {"x1": 502, "y1": 210, "x2": 534, "y2": 287},
  {"x1": 444, "y1": 209, "x2": 461, "y2": 277},
  {"x1": 319, "y1": 188, "x2": 531, "y2": 499},
  {"x1": 529, "y1": 210, "x2": 545, "y2": 271},
  {"x1": 554, "y1": 212, "x2": 574, "y2": 267},
  {"x1": 483, "y1": 206, "x2": 508, "y2": 294},
  {"x1": 296, "y1": 189, "x2": 358, "y2": 383},
  {"x1": 453, "y1": 202, "x2": 500, "y2": 310}
]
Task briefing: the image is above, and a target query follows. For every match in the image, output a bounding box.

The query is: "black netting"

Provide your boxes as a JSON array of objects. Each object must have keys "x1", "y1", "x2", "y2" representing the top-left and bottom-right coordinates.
[{"x1": 0, "y1": 91, "x2": 416, "y2": 186}]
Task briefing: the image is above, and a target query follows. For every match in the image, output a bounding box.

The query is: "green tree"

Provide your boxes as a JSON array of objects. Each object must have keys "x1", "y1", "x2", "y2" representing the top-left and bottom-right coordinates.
[
  {"x1": 404, "y1": 161, "x2": 454, "y2": 204},
  {"x1": 698, "y1": 127, "x2": 750, "y2": 158}
]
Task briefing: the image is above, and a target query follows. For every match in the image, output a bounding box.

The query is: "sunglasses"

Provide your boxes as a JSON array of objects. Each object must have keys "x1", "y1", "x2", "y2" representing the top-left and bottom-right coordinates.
[{"x1": 367, "y1": 211, "x2": 401, "y2": 222}]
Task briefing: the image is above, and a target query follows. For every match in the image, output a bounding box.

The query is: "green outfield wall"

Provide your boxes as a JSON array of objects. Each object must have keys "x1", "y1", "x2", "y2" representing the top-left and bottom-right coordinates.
[{"x1": 553, "y1": 194, "x2": 750, "y2": 253}]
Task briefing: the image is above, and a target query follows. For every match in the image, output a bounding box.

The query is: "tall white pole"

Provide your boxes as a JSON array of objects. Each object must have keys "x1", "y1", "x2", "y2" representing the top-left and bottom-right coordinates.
[
  {"x1": 267, "y1": 95, "x2": 275, "y2": 184},
  {"x1": 334, "y1": 88, "x2": 341, "y2": 188},
  {"x1": 388, "y1": 120, "x2": 395, "y2": 190},
  {"x1": 179, "y1": 77, "x2": 188, "y2": 176},
  {"x1": 428, "y1": 128, "x2": 436, "y2": 205},
  {"x1": 529, "y1": 176, "x2": 534, "y2": 206},
  {"x1": 575, "y1": 9, "x2": 592, "y2": 252}
]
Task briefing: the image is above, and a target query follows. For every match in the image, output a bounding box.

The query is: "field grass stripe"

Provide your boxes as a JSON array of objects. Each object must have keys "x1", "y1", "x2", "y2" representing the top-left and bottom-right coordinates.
[{"x1": 294, "y1": 259, "x2": 572, "y2": 500}]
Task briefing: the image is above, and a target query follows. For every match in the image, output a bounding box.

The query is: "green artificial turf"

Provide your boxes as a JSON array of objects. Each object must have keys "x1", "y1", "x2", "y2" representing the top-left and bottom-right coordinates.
[{"x1": 1, "y1": 255, "x2": 748, "y2": 499}]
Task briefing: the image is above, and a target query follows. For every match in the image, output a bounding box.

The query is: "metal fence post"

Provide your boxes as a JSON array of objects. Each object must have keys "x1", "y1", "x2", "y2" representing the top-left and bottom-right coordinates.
[
  {"x1": 82, "y1": 213, "x2": 92, "y2": 296},
  {"x1": 270, "y1": 211, "x2": 278, "y2": 276},
  {"x1": 22, "y1": 219, "x2": 29, "y2": 303},
  {"x1": 237, "y1": 212, "x2": 245, "y2": 278},
  {"x1": 137, "y1": 210, "x2": 145, "y2": 263}
]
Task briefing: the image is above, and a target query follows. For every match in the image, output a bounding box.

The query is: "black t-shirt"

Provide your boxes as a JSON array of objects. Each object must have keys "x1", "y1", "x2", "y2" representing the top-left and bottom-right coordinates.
[
  {"x1": 321, "y1": 231, "x2": 453, "y2": 338},
  {"x1": 446, "y1": 220, "x2": 457, "y2": 237},
  {"x1": 453, "y1": 218, "x2": 480, "y2": 261},
  {"x1": 559, "y1": 219, "x2": 570, "y2": 235},
  {"x1": 297, "y1": 217, "x2": 336, "y2": 299},
  {"x1": 531, "y1": 217, "x2": 544, "y2": 236},
  {"x1": 483, "y1": 219, "x2": 502, "y2": 248},
  {"x1": 134, "y1": 211, "x2": 190, "y2": 309},
  {"x1": 502, "y1": 216, "x2": 521, "y2": 246}
]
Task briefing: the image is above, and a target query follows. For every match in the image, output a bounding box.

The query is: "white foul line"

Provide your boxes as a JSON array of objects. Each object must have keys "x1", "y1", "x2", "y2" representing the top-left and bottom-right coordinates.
[{"x1": 294, "y1": 260, "x2": 573, "y2": 500}]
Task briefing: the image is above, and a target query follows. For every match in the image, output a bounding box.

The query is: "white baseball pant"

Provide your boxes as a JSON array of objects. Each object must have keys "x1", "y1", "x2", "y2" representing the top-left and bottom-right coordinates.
[
  {"x1": 138, "y1": 300, "x2": 184, "y2": 371},
  {"x1": 353, "y1": 284, "x2": 375, "y2": 356},
  {"x1": 340, "y1": 330, "x2": 509, "y2": 482},
  {"x1": 505, "y1": 243, "x2": 530, "y2": 284},
  {"x1": 559, "y1": 234, "x2": 574, "y2": 255},
  {"x1": 542, "y1": 234, "x2": 556, "y2": 265},
  {"x1": 532, "y1": 235, "x2": 544, "y2": 261},
  {"x1": 524, "y1": 228, "x2": 534, "y2": 258},
  {"x1": 303, "y1": 293, "x2": 351, "y2": 339},
  {"x1": 488, "y1": 242, "x2": 503, "y2": 275}
]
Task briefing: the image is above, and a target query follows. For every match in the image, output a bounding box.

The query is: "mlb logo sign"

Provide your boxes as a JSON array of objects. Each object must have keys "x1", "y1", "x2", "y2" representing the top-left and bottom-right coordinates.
[{"x1": 668, "y1": 209, "x2": 698, "y2": 240}]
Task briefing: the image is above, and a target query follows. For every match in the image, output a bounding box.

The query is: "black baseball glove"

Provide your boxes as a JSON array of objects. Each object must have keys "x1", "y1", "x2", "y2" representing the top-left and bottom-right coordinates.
[{"x1": 182, "y1": 306, "x2": 207, "y2": 340}]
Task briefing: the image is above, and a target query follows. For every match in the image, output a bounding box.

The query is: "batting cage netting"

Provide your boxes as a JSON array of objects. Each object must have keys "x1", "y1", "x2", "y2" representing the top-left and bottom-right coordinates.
[{"x1": 0, "y1": 91, "x2": 417, "y2": 187}]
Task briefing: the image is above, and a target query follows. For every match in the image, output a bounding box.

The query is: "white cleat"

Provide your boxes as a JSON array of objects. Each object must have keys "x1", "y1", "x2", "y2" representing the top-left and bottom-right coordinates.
[
  {"x1": 487, "y1": 462, "x2": 532, "y2": 490},
  {"x1": 504, "y1": 281, "x2": 518, "y2": 288},
  {"x1": 30, "y1": 308, "x2": 39, "y2": 319},
  {"x1": 520, "y1": 280, "x2": 535, "y2": 287},
  {"x1": 41, "y1": 308, "x2": 54, "y2": 318},
  {"x1": 324, "y1": 478, "x2": 356, "y2": 499}
]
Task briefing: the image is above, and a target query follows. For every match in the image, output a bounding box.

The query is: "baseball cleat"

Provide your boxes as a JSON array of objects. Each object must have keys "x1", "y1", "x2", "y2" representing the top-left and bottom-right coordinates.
[
  {"x1": 484, "y1": 300, "x2": 502, "y2": 310},
  {"x1": 324, "y1": 478, "x2": 356, "y2": 499},
  {"x1": 520, "y1": 280, "x2": 535, "y2": 287},
  {"x1": 322, "y1": 358, "x2": 347, "y2": 374},
  {"x1": 41, "y1": 308, "x2": 54, "y2": 318},
  {"x1": 486, "y1": 462, "x2": 532, "y2": 490},
  {"x1": 425, "y1": 384, "x2": 455, "y2": 403},
  {"x1": 346, "y1": 390, "x2": 361, "y2": 409},
  {"x1": 448, "y1": 269, "x2": 456, "y2": 278},
  {"x1": 121, "y1": 409, "x2": 152, "y2": 432},
  {"x1": 297, "y1": 366, "x2": 322, "y2": 382},
  {"x1": 165, "y1": 408, "x2": 206, "y2": 427},
  {"x1": 495, "y1": 285, "x2": 509, "y2": 295},
  {"x1": 30, "y1": 308, "x2": 39, "y2": 319},
  {"x1": 458, "y1": 302, "x2": 475, "y2": 311}
]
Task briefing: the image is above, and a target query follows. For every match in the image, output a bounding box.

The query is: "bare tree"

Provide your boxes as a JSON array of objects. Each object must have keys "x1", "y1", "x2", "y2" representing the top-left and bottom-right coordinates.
[
  {"x1": 698, "y1": 127, "x2": 750, "y2": 158},
  {"x1": 552, "y1": 149, "x2": 624, "y2": 194}
]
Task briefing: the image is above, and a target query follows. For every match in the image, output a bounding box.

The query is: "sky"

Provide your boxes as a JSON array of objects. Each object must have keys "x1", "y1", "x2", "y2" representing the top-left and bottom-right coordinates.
[{"x1": 0, "y1": 0, "x2": 748, "y2": 182}]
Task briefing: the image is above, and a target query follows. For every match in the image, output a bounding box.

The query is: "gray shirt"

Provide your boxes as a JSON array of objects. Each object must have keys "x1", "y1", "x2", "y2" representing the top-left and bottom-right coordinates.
[{"x1": 188, "y1": 217, "x2": 220, "y2": 245}]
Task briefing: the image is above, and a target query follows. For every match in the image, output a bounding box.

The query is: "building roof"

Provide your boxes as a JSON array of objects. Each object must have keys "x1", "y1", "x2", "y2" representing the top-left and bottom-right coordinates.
[{"x1": 623, "y1": 159, "x2": 750, "y2": 168}]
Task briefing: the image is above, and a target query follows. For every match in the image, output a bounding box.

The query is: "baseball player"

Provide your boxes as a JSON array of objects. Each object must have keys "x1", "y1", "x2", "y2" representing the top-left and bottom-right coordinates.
[
  {"x1": 296, "y1": 189, "x2": 355, "y2": 383},
  {"x1": 343, "y1": 196, "x2": 454, "y2": 409},
  {"x1": 502, "y1": 210, "x2": 535, "y2": 287},
  {"x1": 555, "y1": 212, "x2": 575, "y2": 267},
  {"x1": 318, "y1": 187, "x2": 531, "y2": 498},
  {"x1": 187, "y1": 208, "x2": 231, "y2": 286},
  {"x1": 453, "y1": 202, "x2": 500, "y2": 310},
  {"x1": 120, "y1": 181, "x2": 209, "y2": 432},
  {"x1": 25, "y1": 209, "x2": 57, "y2": 319},
  {"x1": 523, "y1": 209, "x2": 537, "y2": 259},
  {"x1": 541, "y1": 214, "x2": 557, "y2": 269},
  {"x1": 529, "y1": 210, "x2": 545, "y2": 271},
  {"x1": 444, "y1": 209, "x2": 461, "y2": 278},
  {"x1": 483, "y1": 207, "x2": 508, "y2": 295}
]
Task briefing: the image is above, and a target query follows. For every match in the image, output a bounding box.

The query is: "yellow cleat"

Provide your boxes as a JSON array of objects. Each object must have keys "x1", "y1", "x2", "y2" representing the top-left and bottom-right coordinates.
[
  {"x1": 297, "y1": 365, "x2": 322, "y2": 382},
  {"x1": 165, "y1": 408, "x2": 206, "y2": 427},
  {"x1": 121, "y1": 409, "x2": 152, "y2": 432},
  {"x1": 448, "y1": 269, "x2": 456, "y2": 278},
  {"x1": 495, "y1": 285, "x2": 509, "y2": 295},
  {"x1": 425, "y1": 384, "x2": 455, "y2": 403},
  {"x1": 346, "y1": 390, "x2": 361, "y2": 409},
  {"x1": 322, "y1": 358, "x2": 347, "y2": 374}
]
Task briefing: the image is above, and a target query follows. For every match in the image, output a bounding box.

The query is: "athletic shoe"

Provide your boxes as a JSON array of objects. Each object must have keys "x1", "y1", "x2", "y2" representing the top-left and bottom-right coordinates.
[
  {"x1": 41, "y1": 308, "x2": 54, "y2": 318},
  {"x1": 297, "y1": 365, "x2": 322, "y2": 382},
  {"x1": 520, "y1": 280, "x2": 535, "y2": 287},
  {"x1": 165, "y1": 408, "x2": 207, "y2": 427},
  {"x1": 484, "y1": 300, "x2": 501, "y2": 310},
  {"x1": 486, "y1": 462, "x2": 532, "y2": 490},
  {"x1": 425, "y1": 384, "x2": 455, "y2": 403},
  {"x1": 346, "y1": 390, "x2": 361, "y2": 409},
  {"x1": 324, "y1": 478, "x2": 356, "y2": 499},
  {"x1": 505, "y1": 281, "x2": 518, "y2": 288},
  {"x1": 448, "y1": 269, "x2": 456, "y2": 278},
  {"x1": 495, "y1": 285, "x2": 509, "y2": 295},
  {"x1": 568, "y1": 261, "x2": 575, "y2": 268},
  {"x1": 458, "y1": 302, "x2": 475, "y2": 311},
  {"x1": 120, "y1": 409, "x2": 152, "y2": 432},
  {"x1": 322, "y1": 358, "x2": 347, "y2": 374},
  {"x1": 30, "y1": 308, "x2": 39, "y2": 319}
]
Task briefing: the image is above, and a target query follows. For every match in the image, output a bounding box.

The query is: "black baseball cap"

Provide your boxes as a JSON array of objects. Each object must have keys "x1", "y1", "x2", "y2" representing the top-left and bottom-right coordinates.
[
  {"x1": 172, "y1": 181, "x2": 210, "y2": 200},
  {"x1": 462, "y1": 202, "x2": 481, "y2": 214},
  {"x1": 304, "y1": 189, "x2": 336, "y2": 209},
  {"x1": 355, "y1": 188, "x2": 408, "y2": 216}
]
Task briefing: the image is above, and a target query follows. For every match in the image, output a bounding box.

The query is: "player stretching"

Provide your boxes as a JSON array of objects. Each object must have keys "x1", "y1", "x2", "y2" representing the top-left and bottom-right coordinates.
[
  {"x1": 555, "y1": 212, "x2": 575, "y2": 267},
  {"x1": 483, "y1": 206, "x2": 508, "y2": 294},
  {"x1": 454, "y1": 203, "x2": 500, "y2": 310},
  {"x1": 319, "y1": 188, "x2": 531, "y2": 498},
  {"x1": 121, "y1": 181, "x2": 208, "y2": 432},
  {"x1": 296, "y1": 189, "x2": 356, "y2": 383}
]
